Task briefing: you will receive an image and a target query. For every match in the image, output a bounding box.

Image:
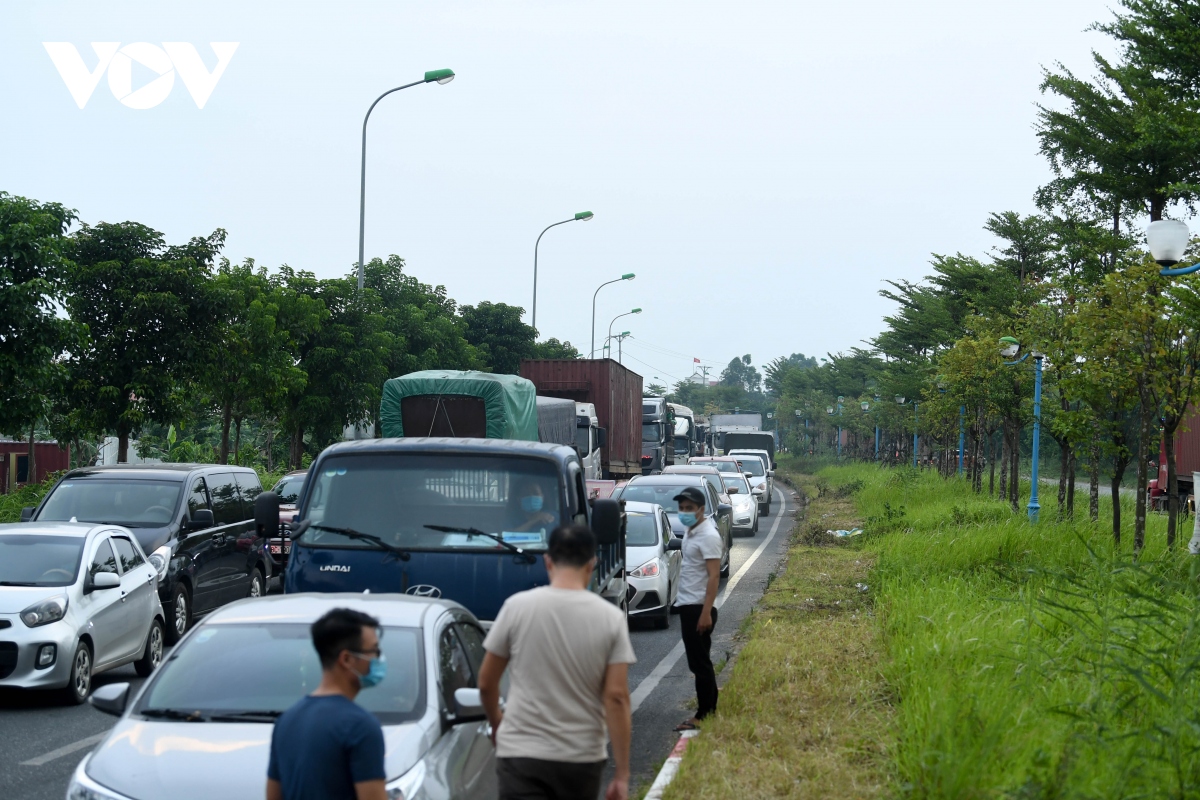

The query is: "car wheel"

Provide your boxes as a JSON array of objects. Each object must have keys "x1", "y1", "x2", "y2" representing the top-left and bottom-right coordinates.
[
  {"x1": 654, "y1": 591, "x2": 671, "y2": 630},
  {"x1": 61, "y1": 642, "x2": 92, "y2": 705},
  {"x1": 165, "y1": 583, "x2": 191, "y2": 645},
  {"x1": 720, "y1": 544, "x2": 730, "y2": 578},
  {"x1": 247, "y1": 569, "x2": 264, "y2": 599},
  {"x1": 753, "y1": 516, "x2": 759, "y2": 534},
  {"x1": 135, "y1": 618, "x2": 165, "y2": 677}
]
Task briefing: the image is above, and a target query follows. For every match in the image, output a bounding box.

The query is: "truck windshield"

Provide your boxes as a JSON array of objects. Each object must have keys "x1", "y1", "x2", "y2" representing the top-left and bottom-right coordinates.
[
  {"x1": 575, "y1": 425, "x2": 591, "y2": 455},
  {"x1": 673, "y1": 418, "x2": 692, "y2": 437},
  {"x1": 642, "y1": 423, "x2": 661, "y2": 443},
  {"x1": 37, "y1": 478, "x2": 183, "y2": 528},
  {"x1": 300, "y1": 454, "x2": 563, "y2": 552}
]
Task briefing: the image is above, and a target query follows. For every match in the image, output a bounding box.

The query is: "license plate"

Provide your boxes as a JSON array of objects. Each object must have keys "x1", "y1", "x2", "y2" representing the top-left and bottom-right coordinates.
[{"x1": 270, "y1": 544, "x2": 291, "y2": 555}]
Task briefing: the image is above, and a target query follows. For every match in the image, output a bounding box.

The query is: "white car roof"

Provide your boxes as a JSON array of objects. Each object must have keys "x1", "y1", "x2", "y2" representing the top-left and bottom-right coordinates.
[
  {"x1": 0, "y1": 522, "x2": 114, "y2": 538},
  {"x1": 202, "y1": 592, "x2": 467, "y2": 628},
  {"x1": 622, "y1": 500, "x2": 663, "y2": 514}
]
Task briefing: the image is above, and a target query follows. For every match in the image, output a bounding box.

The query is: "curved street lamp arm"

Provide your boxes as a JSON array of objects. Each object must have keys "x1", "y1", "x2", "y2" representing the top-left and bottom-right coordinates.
[
  {"x1": 1003, "y1": 353, "x2": 1032, "y2": 366},
  {"x1": 358, "y1": 79, "x2": 426, "y2": 291},
  {"x1": 1159, "y1": 263, "x2": 1200, "y2": 276},
  {"x1": 532, "y1": 218, "x2": 577, "y2": 331},
  {"x1": 591, "y1": 277, "x2": 625, "y2": 358}
]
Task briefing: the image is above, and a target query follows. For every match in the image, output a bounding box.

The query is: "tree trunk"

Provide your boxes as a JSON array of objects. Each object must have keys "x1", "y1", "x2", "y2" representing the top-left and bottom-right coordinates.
[
  {"x1": 233, "y1": 417, "x2": 243, "y2": 467},
  {"x1": 1058, "y1": 437, "x2": 1069, "y2": 520},
  {"x1": 265, "y1": 425, "x2": 274, "y2": 473},
  {"x1": 989, "y1": 431, "x2": 998, "y2": 497},
  {"x1": 1089, "y1": 443, "x2": 1100, "y2": 523},
  {"x1": 999, "y1": 426, "x2": 1009, "y2": 501},
  {"x1": 1066, "y1": 451, "x2": 1076, "y2": 519},
  {"x1": 219, "y1": 403, "x2": 232, "y2": 465},
  {"x1": 117, "y1": 427, "x2": 130, "y2": 464},
  {"x1": 1134, "y1": 407, "x2": 1151, "y2": 553},
  {"x1": 28, "y1": 423, "x2": 36, "y2": 485},
  {"x1": 1009, "y1": 425, "x2": 1020, "y2": 513},
  {"x1": 1166, "y1": 429, "x2": 1178, "y2": 548},
  {"x1": 289, "y1": 427, "x2": 305, "y2": 470}
]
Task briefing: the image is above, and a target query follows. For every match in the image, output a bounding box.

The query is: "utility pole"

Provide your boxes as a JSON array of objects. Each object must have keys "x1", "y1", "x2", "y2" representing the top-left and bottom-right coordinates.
[{"x1": 700, "y1": 365, "x2": 711, "y2": 385}]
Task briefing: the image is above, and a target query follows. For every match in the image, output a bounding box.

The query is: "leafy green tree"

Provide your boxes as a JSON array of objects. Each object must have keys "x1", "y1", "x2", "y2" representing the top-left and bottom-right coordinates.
[
  {"x1": 459, "y1": 301, "x2": 537, "y2": 374},
  {"x1": 645, "y1": 383, "x2": 667, "y2": 397},
  {"x1": 532, "y1": 338, "x2": 581, "y2": 360},
  {"x1": 64, "y1": 223, "x2": 226, "y2": 462},
  {"x1": 0, "y1": 194, "x2": 85, "y2": 451},
  {"x1": 720, "y1": 355, "x2": 762, "y2": 393}
]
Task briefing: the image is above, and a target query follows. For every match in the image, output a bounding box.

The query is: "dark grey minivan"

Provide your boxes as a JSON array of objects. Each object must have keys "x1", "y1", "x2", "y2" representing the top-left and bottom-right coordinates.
[{"x1": 23, "y1": 465, "x2": 270, "y2": 643}]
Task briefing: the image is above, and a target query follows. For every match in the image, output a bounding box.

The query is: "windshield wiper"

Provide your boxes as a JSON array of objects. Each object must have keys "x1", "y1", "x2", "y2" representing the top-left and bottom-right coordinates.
[
  {"x1": 424, "y1": 525, "x2": 528, "y2": 556},
  {"x1": 303, "y1": 523, "x2": 411, "y2": 561},
  {"x1": 0, "y1": 581, "x2": 40, "y2": 587},
  {"x1": 208, "y1": 710, "x2": 285, "y2": 723},
  {"x1": 140, "y1": 708, "x2": 208, "y2": 722}
]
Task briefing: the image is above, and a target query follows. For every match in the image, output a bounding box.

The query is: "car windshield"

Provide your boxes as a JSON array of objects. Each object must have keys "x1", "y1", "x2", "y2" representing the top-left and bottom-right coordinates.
[
  {"x1": 642, "y1": 423, "x2": 660, "y2": 443},
  {"x1": 138, "y1": 623, "x2": 424, "y2": 723},
  {"x1": 301, "y1": 454, "x2": 562, "y2": 552},
  {"x1": 722, "y1": 475, "x2": 751, "y2": 494},
  {"x1": 618, "y1": 483, "x2": 704, "y2": 514},
  {"x1": 0, "y1": 534, "x2": 85, "y2": 587},
  {"x1": 272, "y1": 475, "x2": 305, "y2": 504},
  {"x1": 736, "y1": 458, "x2": 765, "y2": 477},
  {"x1": 37, "y1": 478, "x2": 182, "y2": 527},
  {"x1": 625, "y1": 511, "x2": 660, "y2": 546}
]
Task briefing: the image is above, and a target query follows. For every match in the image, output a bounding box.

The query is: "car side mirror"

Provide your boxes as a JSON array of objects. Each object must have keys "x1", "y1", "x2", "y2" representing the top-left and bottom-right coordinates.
[
  {"x1": 596, "y1": 427, "x2": 608, "y2": 448},
  {"x1": 187, "y1": 509, "x2": 214, "y2": 530},
  {"x1": 767, "y1": 470, "x2": 775, "y2": 478},
  {"x1": 591, "y1": 498, "x2": 623, "y2": 546},
  {"x1": 666, "y1": 537, "x2": 682, "y2": 551},
  {"x1": 255, "y1": 492, "x2": 281, "y2": 539},
  {"x1": 20, "y1": 507, "x2": 35, "y2": 522},
  {"x1": 727, "y1": 487, "x2": 739, "y2": 494},
  {"x1": 91, "y1": 572, "x2": 120, "y2": 591},
  {"x1": 718, "y1": 503, "x2": 732, "y2": 517},
  {"x1": 90, "y1": 682, "x2": 130, "y2": 717},
  {"x1": 453, "y1": 687, "x2": 486, "y2": 723}
]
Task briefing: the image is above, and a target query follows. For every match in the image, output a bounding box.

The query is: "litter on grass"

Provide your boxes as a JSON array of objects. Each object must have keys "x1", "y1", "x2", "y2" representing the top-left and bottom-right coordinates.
[{"x1": 826, "y1": 528, "x2": 864, "y2": 538}]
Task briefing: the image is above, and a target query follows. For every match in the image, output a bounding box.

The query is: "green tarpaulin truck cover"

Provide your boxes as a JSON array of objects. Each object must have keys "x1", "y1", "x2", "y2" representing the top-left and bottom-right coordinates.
[{"x1": 379, "y1": 370, "x2": 539, "y2": 441}]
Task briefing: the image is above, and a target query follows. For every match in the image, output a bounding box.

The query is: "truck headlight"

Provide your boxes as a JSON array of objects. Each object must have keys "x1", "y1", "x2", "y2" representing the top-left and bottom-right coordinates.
[
  {"x1": 21, "y1": 595, "x2": 67, "y2": 627},
  {"x1": 386, "y1": 759, "x2": 427, "y2": 799},
  {"x1": 147, "y1": 545, "x2": 172, "y2": 581}
]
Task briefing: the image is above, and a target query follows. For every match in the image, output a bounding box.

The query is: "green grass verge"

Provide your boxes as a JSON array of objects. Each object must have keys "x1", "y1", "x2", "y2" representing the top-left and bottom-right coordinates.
[{"x1": 825, "y1": 461, "x2": 1200, "y2": 798}]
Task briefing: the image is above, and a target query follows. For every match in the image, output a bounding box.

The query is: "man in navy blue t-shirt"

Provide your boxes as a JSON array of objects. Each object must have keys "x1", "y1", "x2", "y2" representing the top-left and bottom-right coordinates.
[{"x1": 267, "y1": 608, "x2": 388, "y2": 800}]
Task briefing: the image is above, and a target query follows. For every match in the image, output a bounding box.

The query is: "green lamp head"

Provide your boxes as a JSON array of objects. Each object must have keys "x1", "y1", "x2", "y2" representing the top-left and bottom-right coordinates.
[
  {"x1": 999, "y1": 336, "x2": 1020, "y2": 359},
  {"x1": 621, "y1": 272, "x2": 635, "y2": 280},
  {"x1": 424, "y1": 69, "x2": 455, "y2": 84},
  {"x1": 575, "y1": 211, "x2": 594, "y2": 221},
  {"x1": 631, "y1": 308, "x2": 642, "y2": 314}
]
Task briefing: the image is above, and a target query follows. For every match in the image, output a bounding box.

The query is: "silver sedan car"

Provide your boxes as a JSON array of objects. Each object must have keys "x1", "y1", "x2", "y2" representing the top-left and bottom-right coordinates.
[
  {"x1": 719, "y1": 472, "x2": 759, "y2": 535},
  {"x1": 624, "y1": 501, "x2": 681, "y2": 629},
  {"x1": 0, "y1": 523, "x2": 165, "y2": 705},
  {"x1": 70, "y1": 593, "x2": 497, "y2": 800}
]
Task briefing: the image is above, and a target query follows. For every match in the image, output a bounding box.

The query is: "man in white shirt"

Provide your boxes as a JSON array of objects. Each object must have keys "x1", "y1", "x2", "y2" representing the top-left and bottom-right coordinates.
[
  {"x1": 671, "y1": 486, "x2": 723, "y2": 731},
  {"x1": 478, "y1": 523, "x2": 635, "y2": 800}
]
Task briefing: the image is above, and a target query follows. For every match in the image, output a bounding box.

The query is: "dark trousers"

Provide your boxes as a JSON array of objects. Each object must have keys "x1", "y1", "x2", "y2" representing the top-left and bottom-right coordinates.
[
  {"x1": 497, "y1": 756, "x2": 605, "y2": 800},
  {"x1": 677, "y1": 604, "x2": 719, "y2": 719}
]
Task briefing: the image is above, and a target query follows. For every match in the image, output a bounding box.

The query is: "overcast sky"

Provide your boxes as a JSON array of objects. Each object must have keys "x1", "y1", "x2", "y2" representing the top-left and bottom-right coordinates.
[{"x1": 1, "y1": 1, "x2": 1116, "y2": 387}]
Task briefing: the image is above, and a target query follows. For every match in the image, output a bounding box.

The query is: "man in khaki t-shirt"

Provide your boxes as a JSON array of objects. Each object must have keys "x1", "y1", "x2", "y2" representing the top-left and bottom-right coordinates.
[{"x1": 480, "y1": 524, "x2": 636, "y2": 800}]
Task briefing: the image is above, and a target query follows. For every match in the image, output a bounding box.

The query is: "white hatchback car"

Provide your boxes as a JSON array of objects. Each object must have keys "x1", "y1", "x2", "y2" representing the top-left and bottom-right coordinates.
[
  {"x1": 0, "y1": 523, "x2": 165, "y2": 704},
  {"x1": 624, "y1": 501, "x2": 681, "y2": 628},
  {"x1": 719, "y1": 472, "x2": 759, "y2": 535}
]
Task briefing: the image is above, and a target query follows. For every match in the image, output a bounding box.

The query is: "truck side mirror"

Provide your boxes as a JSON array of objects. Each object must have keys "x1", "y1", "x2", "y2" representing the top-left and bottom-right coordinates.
[
  {"x1": 20, "y1": 507, "x2": 34, "y2": 522},
  {"x1": 255, "y1": 492, "x2": 281, "y2": 539},
  {"x1": 591, "y1": 498, "x2": 623, "y2": 546},
  {"x1": 596, "y1": 427, "x2": 608, "y2": 448}
]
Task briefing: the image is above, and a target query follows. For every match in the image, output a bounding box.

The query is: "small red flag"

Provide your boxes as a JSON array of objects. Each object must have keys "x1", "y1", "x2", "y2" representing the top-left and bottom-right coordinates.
[{"x1": 693, "y1": 357, "x2": 701, "y2": 363}]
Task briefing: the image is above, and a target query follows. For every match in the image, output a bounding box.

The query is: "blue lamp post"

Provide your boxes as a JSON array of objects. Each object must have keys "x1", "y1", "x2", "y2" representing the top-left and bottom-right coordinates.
[
  {"x1": 1001, "y1": 336, "x2": 1043, "y2": 523},
  {"x1": 872, "y1": 394, "x2": 881, "y2": 459}
]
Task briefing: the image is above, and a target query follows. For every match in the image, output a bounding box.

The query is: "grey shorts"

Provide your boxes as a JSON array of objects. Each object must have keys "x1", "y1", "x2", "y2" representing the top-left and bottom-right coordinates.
[{"x1": 496, "y1": 756, "x2": 606, "y2": 800}]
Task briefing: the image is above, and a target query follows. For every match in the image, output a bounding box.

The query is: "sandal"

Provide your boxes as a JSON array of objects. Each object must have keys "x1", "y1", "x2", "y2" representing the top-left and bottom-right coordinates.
[{"x1": 673, "y1": 720, "x2": 698, "y2": 732}]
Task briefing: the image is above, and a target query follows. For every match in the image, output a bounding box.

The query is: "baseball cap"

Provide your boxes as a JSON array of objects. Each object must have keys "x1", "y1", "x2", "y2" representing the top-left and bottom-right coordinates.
[{"x1": 672, "y1": 486, "x2": 706, "y2": 506}]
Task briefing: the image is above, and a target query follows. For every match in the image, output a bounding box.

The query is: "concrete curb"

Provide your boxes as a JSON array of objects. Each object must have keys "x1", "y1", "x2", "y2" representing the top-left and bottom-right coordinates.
[{"x1": 643, "y1": 729, "x2": 699, "y2": 800}]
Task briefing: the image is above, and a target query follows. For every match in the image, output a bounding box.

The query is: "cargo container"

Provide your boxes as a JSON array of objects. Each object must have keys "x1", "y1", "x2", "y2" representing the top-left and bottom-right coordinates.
[
  {"x1": 535, "y1": 396, "x2": 577, "y2": 448},
  {"x1": 1155, "y1": 405, "x2": 1200, "y2": 506},
  {"x1": 520, "y1": 358, "x2": 644, "y2": 479}
]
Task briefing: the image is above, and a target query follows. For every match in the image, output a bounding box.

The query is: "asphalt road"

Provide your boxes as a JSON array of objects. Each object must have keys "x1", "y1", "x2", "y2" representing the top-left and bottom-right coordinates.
[
  {"x1": 610, "y1": 486, "x2": 798, "y2": 796},
  {"x1": 0, "y1": 486, "x2": 799, "y2": 800}
]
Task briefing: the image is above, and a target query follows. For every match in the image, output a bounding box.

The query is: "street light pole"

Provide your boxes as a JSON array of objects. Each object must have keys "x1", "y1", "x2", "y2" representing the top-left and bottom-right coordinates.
[
  {"x1": 357, "y1": 69, "x2": 455, "y2": 292},
  {"x1": 590, "y1": 273, "x2": 635, "y2": 358},
  {"x1": 606, "y1": 308, "x2": 641, "y2": 356},
  {"x1": 533, "y1": 211, "x2": 594, "y2": 331},
  {"x1": 1001, "y1": 337, "x2": 1043, "y2": 523},
  {"x1": 913, "y1": 401, "x2": 919, "y2": 469},
  {"x1": 873, "y1": 393, "x2": 881, "y2": 460}
]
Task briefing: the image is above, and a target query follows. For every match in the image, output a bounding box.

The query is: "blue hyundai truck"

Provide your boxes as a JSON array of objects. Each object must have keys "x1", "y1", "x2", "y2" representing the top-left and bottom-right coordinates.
[{"x1": 263, "y1": 371, "x2": 627, "y2": 621}]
